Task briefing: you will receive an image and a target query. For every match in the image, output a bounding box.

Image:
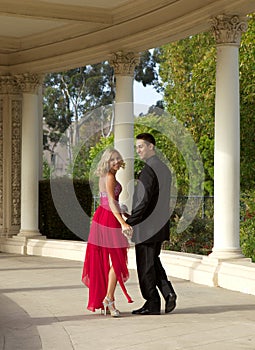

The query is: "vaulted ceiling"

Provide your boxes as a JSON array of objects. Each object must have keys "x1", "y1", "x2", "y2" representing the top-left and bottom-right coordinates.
[{"x1": 0, "y1": 0, "x2": 254, "y2": 74}]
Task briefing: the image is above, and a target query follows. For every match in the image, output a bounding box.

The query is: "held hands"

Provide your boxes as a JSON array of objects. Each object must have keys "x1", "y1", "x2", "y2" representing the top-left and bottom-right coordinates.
[
  {"x1": 121, "y1": 223, "x2": 133, "y2": 240},
  {"x1": 120, "y1": 204, "x2": 133, "y2": 241}
]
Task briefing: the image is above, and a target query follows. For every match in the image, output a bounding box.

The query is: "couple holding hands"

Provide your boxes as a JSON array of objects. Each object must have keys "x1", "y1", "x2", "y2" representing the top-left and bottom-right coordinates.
[{"x1": 82, "y1": 133, "x2": 177, "y2": 317}]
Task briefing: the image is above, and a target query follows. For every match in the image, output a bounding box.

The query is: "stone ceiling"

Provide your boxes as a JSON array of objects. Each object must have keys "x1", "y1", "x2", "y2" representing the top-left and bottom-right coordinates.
[{"x1": 0, "y1": 0, "x2": 254, "y2": 73}]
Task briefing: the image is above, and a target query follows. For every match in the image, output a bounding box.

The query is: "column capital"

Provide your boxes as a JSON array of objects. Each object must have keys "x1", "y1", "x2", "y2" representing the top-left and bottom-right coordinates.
[
  {"x1": 0, "y1": 75, "x2": 20, "y2": 94},
  {"x1": 110, "y1": 51, "x2": 140, "y2": 76},
  {"x1": 14, "y1": 73, "x2": 44, "y2": 94},
  {"x1": 211, "y1": 15, "x2": 248, "y2": 46}
]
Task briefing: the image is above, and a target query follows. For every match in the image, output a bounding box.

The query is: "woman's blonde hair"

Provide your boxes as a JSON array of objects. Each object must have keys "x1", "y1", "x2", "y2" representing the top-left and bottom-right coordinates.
[{"x1": 95, "y1": 148, "x2": 125, "y2": 176}]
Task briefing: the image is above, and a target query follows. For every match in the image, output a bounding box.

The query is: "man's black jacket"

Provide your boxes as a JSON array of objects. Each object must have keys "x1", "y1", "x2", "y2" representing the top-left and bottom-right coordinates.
[{"x1": 127, "y1": 155, "x2": 171, "y2": 244}]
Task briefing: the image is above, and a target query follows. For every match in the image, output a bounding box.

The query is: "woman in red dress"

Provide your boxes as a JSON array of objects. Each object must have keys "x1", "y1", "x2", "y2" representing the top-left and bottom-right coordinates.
[{"x1": 82, "y1": 148, "x2": 133, "y2": 317}]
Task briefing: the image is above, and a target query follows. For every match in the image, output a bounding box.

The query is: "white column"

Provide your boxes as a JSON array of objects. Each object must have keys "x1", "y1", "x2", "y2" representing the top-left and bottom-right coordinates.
[
  {"x1": 17, "y1": 74, "x2": 43, "y2": 238},
  {"x1": 110, "y1": 51, "x2": 140, "y2": 209},
  {"x1": 210, "y1": 15, "x2": 247, "y2": 259}
]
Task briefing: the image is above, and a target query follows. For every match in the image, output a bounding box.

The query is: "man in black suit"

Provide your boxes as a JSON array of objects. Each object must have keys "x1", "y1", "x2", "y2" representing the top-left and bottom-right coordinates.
[{"x1": 126, "y1": 133, "x2": 177, "y2": 315}]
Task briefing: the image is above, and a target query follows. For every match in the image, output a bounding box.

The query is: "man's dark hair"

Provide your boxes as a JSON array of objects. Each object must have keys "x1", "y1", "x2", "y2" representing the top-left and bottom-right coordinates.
[{"x1": 136, "y1": 133, "x2": 156, "y2": 146}]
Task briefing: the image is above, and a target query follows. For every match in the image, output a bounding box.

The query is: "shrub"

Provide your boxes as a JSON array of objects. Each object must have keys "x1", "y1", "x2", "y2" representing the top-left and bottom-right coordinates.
[
  {"x1": 162, "y1": 196, "x2": 214, "y2": 255},
  {"x1": 165, "y1": 193, "x2": 255, "y2": 261},
  {"x1": 240, "y1": 192, "x2": 255, "y2": 262},
  {"x1": 167, "y1": 214, "x2": 213, "y2": 255},
  {"x1": 39, "y1": 179, "x2": 92, "y2": 241}
]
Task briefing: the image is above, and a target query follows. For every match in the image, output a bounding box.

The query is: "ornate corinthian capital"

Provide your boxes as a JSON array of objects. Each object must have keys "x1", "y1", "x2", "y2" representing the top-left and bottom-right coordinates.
[
  {"x1": 211, "y1": 15, "x2": 247, "y2": 46},
  {"x1": 14, "y1": 73, "x2": 44, "y2": 93},
  {"x1": 110, "y1": 51, "x2": 140, "y2": 76},
  {"x1": 0, "y1": 75, "x2": 20, "y2": 94}
]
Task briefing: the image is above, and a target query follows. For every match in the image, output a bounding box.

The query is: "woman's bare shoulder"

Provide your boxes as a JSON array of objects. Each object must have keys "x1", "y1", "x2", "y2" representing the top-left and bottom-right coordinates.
[
  {"x1": 106, "y1": 172, "x2": 117, "y2": 192},
  {"x1": 106, "y1": 171, "x2": 115, "y2": 179}
]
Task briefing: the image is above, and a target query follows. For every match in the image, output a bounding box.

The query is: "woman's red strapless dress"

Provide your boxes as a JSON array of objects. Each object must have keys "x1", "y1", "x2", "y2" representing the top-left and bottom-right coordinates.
[{"x1": 82, "y1": 181, "x2": 133, "y2": 312}]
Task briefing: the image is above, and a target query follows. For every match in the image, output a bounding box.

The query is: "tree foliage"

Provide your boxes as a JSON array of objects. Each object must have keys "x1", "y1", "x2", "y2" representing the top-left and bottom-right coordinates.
[
  {"x1": 159, "y1": 33, "x2": 215, "y2": 194},
  {"x1": 43, "y1": 63, "x2": 115, "y2": 155},
  {"x1": 135, "y1": 49, "x2": 161, "y2": 89},
  {"x1": 239, "y1": 14, "x2": 255, "y2": 190}
]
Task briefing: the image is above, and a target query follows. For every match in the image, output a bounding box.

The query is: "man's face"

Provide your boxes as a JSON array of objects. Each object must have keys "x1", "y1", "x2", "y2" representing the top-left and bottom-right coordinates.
[{"x1": 136, "y1": 139, "x2": 154, "y2": 160}]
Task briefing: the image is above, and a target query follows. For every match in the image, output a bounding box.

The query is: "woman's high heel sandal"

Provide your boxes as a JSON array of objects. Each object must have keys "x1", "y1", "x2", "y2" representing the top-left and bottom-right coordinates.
[{"x1": 102, "y1": 297, "x2": 120, "y2": 317}]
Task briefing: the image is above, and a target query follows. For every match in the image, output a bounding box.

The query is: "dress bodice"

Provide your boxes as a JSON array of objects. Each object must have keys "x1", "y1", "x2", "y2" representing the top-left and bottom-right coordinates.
[{"x1": 99, "y1": 181, "x2": 122, "y2": 206}]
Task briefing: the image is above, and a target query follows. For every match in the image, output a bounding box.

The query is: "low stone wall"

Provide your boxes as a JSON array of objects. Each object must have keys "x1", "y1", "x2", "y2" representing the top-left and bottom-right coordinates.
[{"x1": 1, "y1": 237, "x2": 255, "y2": 296}]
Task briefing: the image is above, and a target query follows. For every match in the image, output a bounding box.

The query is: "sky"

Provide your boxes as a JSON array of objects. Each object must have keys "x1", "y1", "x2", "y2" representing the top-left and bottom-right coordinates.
[{"x1": 133, "y1": 81, "x2": 162, "y2": 115}]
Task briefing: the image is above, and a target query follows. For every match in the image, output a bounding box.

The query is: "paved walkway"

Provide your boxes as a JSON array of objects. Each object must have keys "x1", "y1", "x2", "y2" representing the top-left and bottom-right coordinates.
[{"x1": 0, "y1": 253, "x2": 255, "y2": 350}]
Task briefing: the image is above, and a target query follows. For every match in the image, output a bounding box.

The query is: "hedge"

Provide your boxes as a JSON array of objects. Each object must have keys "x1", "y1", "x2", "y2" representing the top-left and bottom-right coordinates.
[{"x1": 39, "y1": 179, "x2": 93, "y2": 241}]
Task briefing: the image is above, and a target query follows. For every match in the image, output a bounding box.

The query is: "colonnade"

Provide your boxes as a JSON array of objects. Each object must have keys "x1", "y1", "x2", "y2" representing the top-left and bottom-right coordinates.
[{"x1": 0, "y1": 14, "x2": 248, "y2": 261}]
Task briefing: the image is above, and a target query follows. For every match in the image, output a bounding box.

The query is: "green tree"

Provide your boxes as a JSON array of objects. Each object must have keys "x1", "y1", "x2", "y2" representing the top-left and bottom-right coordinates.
[
  {"x1": 159, "y1": 32, "x2": 215, "y2": 195},
  {"x1": 159, "y1": 33, "x2": 215, "y2": 139},
  {"x1": 135, "y1": 49, "x2": 161, "y2": 89},
  {"x1": 43, "y1": 63, "x2": 114, "y2": 154},
  {"x1": 240, "y1": 14, "x2": 255, "y2": 191}
]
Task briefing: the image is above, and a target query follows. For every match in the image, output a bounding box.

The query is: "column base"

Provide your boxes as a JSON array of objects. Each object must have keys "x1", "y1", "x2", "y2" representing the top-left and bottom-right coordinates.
[
  {"x1": 17, "y1": 230, "x2": 45, "y2": 239},
  {"x1": 208, "y1": 248, "x2": 246, "y2": 260}
]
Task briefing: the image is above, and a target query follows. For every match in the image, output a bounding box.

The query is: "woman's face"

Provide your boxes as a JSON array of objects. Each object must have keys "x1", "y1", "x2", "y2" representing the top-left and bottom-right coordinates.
[{"x1": 109, "y1": 152, "x2": 123, "y2": 172}]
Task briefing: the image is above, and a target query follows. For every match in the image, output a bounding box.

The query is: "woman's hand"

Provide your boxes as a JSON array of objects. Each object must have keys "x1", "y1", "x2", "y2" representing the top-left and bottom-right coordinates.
[{"x1": 121, "y1": 223, "x2": 133, "y2": 239}]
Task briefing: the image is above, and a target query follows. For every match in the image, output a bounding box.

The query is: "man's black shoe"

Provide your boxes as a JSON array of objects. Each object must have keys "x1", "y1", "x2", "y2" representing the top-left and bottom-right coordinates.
[
  {"x1": 132, "y1": 303, "x2": 160, "y2": 315},
  {"x1": 165, "y1": 293, "x2": 177, "y2": 313},
  {"x1": 132, "y1": 306, "x2": 160, "y2": 315},
  {"x1": 132, "y1": 306, "x2": 147, "y2": 315},
  {"x1": 139, "y1": 308, "x2": 160, "y2": 315}
]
